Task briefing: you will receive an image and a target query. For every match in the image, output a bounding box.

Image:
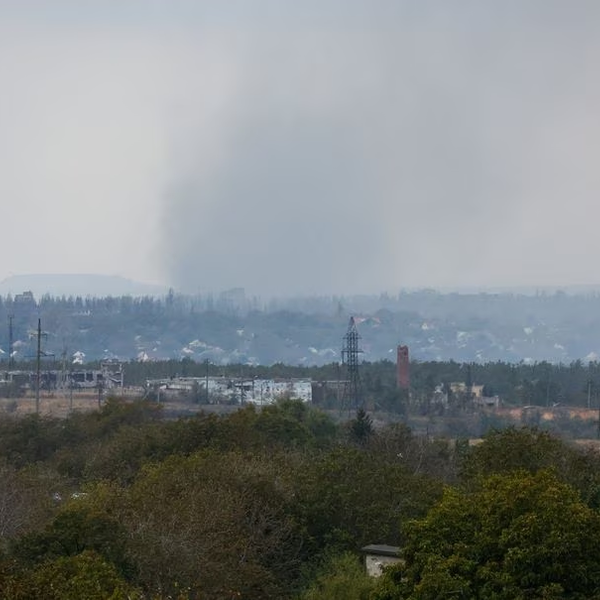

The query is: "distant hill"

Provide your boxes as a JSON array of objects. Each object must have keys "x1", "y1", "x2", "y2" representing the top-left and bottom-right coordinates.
[{"x1": 0, "y1": 274, "x2": 167, "y2": 299}]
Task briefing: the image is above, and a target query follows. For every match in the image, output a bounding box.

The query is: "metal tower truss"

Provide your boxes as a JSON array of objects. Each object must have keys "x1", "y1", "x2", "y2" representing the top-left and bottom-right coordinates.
[{"x1": 341, "y1": 316, "x2": 363, "y2": 411}]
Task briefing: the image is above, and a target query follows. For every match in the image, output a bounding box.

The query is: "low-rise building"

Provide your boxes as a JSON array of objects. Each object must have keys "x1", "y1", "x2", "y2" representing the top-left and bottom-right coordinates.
[
  {"x1": 145, "y1": 376, "x2": 312, "y2": 405},
  {"x1": 361, "y1": 544, "x2": 402, "y2": 577}
]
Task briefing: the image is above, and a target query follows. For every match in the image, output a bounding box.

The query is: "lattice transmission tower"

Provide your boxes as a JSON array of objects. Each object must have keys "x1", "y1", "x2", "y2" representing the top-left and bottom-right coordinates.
[{"x1": 341, "y1": 316, "x2": 363, "y2": 411}]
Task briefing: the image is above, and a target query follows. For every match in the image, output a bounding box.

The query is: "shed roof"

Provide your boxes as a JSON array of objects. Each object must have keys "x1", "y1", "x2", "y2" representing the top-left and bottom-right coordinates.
[{"x1": 361, "y1": 544, "x2": 400, "y2": 557}]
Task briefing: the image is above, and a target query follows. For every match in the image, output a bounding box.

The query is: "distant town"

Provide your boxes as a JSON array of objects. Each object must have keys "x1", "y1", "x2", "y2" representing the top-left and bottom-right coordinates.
[
  {"x1": 2, "y1": 277, "x2": 600, "y2": 368},
  {"x1": 2, "y1": 286, "x2": 600, "y2": 442}
]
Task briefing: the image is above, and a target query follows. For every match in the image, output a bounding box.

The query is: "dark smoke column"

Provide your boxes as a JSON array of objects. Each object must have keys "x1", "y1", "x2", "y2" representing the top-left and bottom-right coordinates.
[{"x1": 397, "y1": 345, "x2": 410, "y2": 390}]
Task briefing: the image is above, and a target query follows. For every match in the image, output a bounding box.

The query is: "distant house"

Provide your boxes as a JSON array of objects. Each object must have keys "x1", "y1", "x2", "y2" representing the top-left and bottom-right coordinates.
[
  {"x1": 450, "y1": 382, "x2": 501, "y2": 408},
  {"x1": 361, "y1": 544, "x2": 402, "y2": 577},
  {"x1": 13, "y1": 291, "x2": 36, "y2": 315},
  {"x1": 450, "y1": 382, "x2": 485, "y2": 398},
  {"x1": 474, "y1": 394, "x2": 501, "y2": 408},
  {"x1": 431, "y1": 384, "x2": 449, "y2": 407},
  {"x1": 14, "y1": 290, "x2": 35, "y2": 305}
]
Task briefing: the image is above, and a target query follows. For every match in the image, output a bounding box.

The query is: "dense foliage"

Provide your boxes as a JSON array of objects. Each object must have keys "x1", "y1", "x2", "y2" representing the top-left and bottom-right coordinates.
[
  {"x1": 0, "y1": 398, "x2": 599, "y2": 598},
  {"x1": 375, "y1": 471, "x2": 600, "y2": 599}
]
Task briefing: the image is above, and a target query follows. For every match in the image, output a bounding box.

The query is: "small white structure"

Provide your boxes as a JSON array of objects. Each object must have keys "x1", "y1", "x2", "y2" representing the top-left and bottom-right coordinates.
[
  {"x1": 250, "y1": 379, "x2": 312, "y2": 404},
  {"x1": 361, "y1": 544, "x2": 402, "y2": 577},
  {"x1": 474, "y1": 395, "x2": 501, "y2": 408}
]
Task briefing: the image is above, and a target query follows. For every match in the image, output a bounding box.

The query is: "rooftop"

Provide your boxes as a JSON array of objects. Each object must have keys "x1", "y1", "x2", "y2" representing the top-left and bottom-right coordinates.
[{"x1": 361, "y1": 544, "x2": 401, "y2": 557}]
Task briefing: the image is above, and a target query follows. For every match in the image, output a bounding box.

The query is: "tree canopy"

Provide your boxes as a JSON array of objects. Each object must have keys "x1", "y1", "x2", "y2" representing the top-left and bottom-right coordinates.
[
  {"x1": 375, "y1": 470, "x2": 600, "y2": 600},
  {"x1": 0, "y1": 397, "x2": 598, "y2": 598}
]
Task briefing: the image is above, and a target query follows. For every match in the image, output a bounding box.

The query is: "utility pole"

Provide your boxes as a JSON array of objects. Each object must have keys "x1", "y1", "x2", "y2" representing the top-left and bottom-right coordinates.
[
  {"x1": 69, "y1": 375, "x2": 74, "y2": 413},
  {"x1": 336, "y1": 362, "x2": 341, "y2": 406},
  {"x1": 7, "y1": 315, "x2": 14, "y2": 370},
  {"x1": 31, "y1": 318, "x2": 51, "y2": 415},
  {"x1": 35, "y1": 318, "x2": 41, "y2": 414},
  {"x1": 597, "y1": 394, "x2": 600, "y2": 440},
  {"x1": 97, "y1": 380, "x2": 104, "y2": 409},
  {"x1": 205, "y1": 359, "x2": 209, "y2": 404}
]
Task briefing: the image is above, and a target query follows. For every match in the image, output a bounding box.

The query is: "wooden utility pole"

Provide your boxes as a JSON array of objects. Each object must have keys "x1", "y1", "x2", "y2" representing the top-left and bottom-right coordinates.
[
  {"x1": 7, "y1": 315, "x2": 14, "y2": 370},
  {"x1": 97, "y1": 380, "x2": 104, "y2": 409},
  {"x1": 205, "y1": 359, "x2": 209, "y2": 404},
  {"x1": 35, "y1": 318, "x2": 41, "y2": 414}
]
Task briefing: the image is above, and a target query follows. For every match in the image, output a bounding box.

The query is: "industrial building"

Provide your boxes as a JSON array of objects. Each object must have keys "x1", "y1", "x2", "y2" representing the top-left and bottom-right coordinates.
[
  {"x1": 145, "y1": 376, "x2": 312, "y2": 405},
  {"x1": 0, "y1": 362, "x2": 124, "y2": 393}
]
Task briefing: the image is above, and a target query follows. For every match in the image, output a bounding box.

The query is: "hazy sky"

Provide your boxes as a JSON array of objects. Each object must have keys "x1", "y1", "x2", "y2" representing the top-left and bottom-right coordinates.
[{"x1": 2, "y1": 1, "x2": 600, "y2": 296}]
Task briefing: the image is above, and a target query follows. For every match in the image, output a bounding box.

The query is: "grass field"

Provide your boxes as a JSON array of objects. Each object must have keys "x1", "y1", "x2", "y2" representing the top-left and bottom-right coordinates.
[{"x1": 0, "y1": 388, "x2": 143, "y2": 417}]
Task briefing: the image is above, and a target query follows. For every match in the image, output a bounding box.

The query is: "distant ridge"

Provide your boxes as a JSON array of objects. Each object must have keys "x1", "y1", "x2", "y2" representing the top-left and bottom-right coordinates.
[
  {"x1": 404, "y1": 284, "x2": 600, "y2": 296},
  {"x1": 0, "y1": 274, "x2": 168, "y2": 298}
]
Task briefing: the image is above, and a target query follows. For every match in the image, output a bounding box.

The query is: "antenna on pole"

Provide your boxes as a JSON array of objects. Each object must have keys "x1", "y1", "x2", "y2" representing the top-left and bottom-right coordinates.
[{"x1": 341, "y1": 316, "x2": 363, "y2": 412}]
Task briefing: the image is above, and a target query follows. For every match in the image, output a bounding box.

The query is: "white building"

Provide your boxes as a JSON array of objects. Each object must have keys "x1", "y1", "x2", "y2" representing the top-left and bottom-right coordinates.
[{"x1": 146, "y1": 376, "x2": 312, "y2": 405}]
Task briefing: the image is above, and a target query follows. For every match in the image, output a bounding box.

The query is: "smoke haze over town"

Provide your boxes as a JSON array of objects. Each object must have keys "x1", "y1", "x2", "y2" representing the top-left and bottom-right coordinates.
[{"x1": 2, "y1": 1, "x2": 600, "y2": 297}]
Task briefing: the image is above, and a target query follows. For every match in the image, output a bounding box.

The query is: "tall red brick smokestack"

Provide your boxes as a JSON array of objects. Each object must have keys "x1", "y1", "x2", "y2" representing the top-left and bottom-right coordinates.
[{"x1": 397, "y1": 345, "x2": 410, "y2": 390}]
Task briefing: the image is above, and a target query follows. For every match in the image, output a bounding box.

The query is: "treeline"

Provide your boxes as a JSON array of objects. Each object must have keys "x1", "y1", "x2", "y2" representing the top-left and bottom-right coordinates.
[
  {"x1": 7, "y1": 356, "x2": 600, "y2": 411},
  {"x1": 0, "y1": 399, "x2": 600, "y2": 598},
  {"x1": 85, "y1": 357, "x2": 600, "y2": 409},
  {"x1": 4, "y1": 288, "x2": 600, "y2": 363}
]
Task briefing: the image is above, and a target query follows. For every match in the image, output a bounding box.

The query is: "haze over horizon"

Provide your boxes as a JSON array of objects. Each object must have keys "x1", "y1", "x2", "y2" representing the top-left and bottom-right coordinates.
[{"x1": 2, "y1": 1, "x2": 600, "y2": 297}]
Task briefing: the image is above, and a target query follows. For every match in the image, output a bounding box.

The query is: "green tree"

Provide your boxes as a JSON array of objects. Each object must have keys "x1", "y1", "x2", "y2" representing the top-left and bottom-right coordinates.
[
  {"x1": 348, "y1": 408, "x2": 373, "y2": 446},
  {"x1": 120, "y1": 451, "x2": 302, "y2": 599},
  {"x1": 460, "y1": 427, "x2": 600, "y2": 507},
  {"x1": 0, "y1": 463, "x2": 58, "y2": 541},
  {"x1": 373, "y1": 470, "x2": 600, "y2": 599},
  {"x1": 254, "y1": 399, "x2": 337, "y2": 449},
  {"x1": 461, "y1": 427, "x2": 569, "y2": 480},
  {"x1": 10, "y1": 504, "x2": 131, "y2": 577},
  {"x1": 297, "y1": 552, "x2": 374, "y2": 600},
  {"x1": 293, "y1": 447, "x2": 442, "y2": 553},
  {"x1": 9, "y1": 550, "x2": 141, "y2": 600}
]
